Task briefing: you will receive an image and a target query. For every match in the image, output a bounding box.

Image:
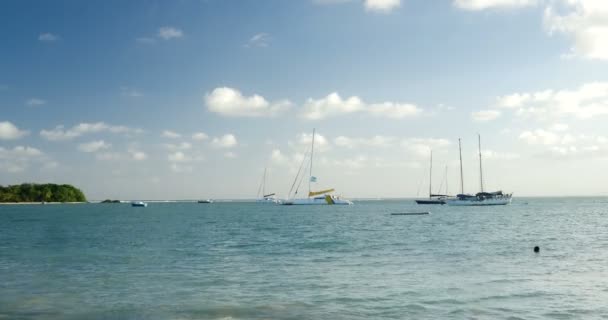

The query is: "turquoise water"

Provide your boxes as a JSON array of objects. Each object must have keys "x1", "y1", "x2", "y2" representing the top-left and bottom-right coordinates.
[{"x1": 2, "y1": 198, "x2": 608, "y2": 319}]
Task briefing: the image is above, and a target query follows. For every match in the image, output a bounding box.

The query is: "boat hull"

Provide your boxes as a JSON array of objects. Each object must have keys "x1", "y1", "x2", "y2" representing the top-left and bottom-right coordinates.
[
  {"x1": 445, "y1": 197, "x2": 512, "y2": 206},
  {"x1": 282, "y1": 196, "x2": 353, "y2": 205},
  {"x1": 415, "y1": 199, "x2": 445, "y2": 205},
  {"x1": 131, "y1": 202, "x2": 147, "y2": 207},
  {"x1": 257, "y1": 197, "x2": 279, "y2": 204}
]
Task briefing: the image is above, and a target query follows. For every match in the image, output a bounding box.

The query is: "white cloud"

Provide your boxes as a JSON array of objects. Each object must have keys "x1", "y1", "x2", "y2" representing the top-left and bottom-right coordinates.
[
  {"x1": 38, "y1": 33, "x2": 59, "y2": 42},
  {"x1": 158, "y1": 26, "x2": 183, "y2": 40},
  {"x1": 270, "y1": 149, "x2": 288, "y2": 165},
  {"x1": 294, "y1": 132, "x2": 330, "y2": 152},
  {"x1": 78, "y1": 140, "x2": 111, "y2": 153},
  {"x1": 402, "y1": 138, "x2": 451, "y2": 157},
  {"x1": 212, "y1": 134, "x2": 238, "y2": 148},
  {"x1": 0, "y1": 121, "x2": 29, "y2": 140},
  {"x1": 214, "y1": 135, "x2": 238, "y2": 148},
  {"x1": 40, "y1": 122, "x2": 142, "y2": 141},
  {"x1": 497, "y1": 82, "x2": 608, "y2": 119},
  {"x1": 192, "y1": 132, "x2": 209, "y2": 141},
  {"x1": 368, "y1": 102, "x2": 421, "y2": 118},
  {"x1": 364, "y1": 0, "x2": 401, "y2": 12},
  {"x1": 0, "y1": 146, "x2": 44, "y2": 173},
  {"x1": 472, "y1": 109, "x2": 501, "y2": 121},
  {"x1": 550, "y1": 123, "x2": 569, "y2": 132},
  {"x1": 246, "y1": 33, "x2": 271, "y2": 47},
  {"x1": 206, "y1": 87, "x2": 291, "y2": 117},
  {"x1": 301, "y1": 93, "x2": 364, "y2": 120},
  {"x1": 544, "y1": 1, "x2": 608, "y2": 60},
  {"x1": 301, "y1": 92, "x2": 421, "y2": 120},
  {"x1": 334, "y1": 135, "x2": 396, "y2": 148},
  {"x1": 170, "y1": 163, "x2": 193, "y2": 173},
  {"x1": 519, "y1": 128, "x2": 608, "y2": 158},
  {"x1": 164, "y1": 142, "x2": 192, "y2": 150},
  {"x1": 129, "y1": 149, "x2": 147, "y2": 161},
  {"x1": 26, "y1": 98, "x2": 46, "y2": 106},
  {"x1": 454, "y1": 0, "x2": 537, "y2": 10},
  {"x1": 480, "y1": 150, "x2": 521, "y2": 160},
  {"x1": 168, "y1": 151, "x2": 190, "y2": 162},
  {"x1": 0, "y1": 146, "x2": 43, "y2": 158},
  {"x1": 161, "y1": 130, "x2": 181, "y2": 139},
  {"x1": 519, "y1": 129, "x2": 561, "y2": 145},
  {"x1": 96, "y1": 152, "x2": 123, "y2": 161},
  {"x1": 313, "y1": 0, "x2": 400, "y2": 13}
]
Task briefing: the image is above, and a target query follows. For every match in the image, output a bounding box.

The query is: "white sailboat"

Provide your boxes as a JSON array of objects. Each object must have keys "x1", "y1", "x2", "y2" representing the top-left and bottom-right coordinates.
[
  {"x1": 282, "y1": 129, "x2": 353, "y2": 205},
  {"x1": 256, "y1": 167, "x2": 279, "y2": 204},
  {"x1": 445, "y1": 135, "x2": 512, "y2": 206},
  {"x1": 415, "y1": 150, "x2": 449, "y2": 205}
]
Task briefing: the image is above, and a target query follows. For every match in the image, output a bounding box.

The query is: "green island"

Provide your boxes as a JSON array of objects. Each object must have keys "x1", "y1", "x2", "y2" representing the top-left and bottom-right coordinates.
[
  {"x1": 101, "y1": 199, "x2": 121, "y2": 203},
  {"x1": 0, "y1": 183, "x2": 87, "y2": 203}
]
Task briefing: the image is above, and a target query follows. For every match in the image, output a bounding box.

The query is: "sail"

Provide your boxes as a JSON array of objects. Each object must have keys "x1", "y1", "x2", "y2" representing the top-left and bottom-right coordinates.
[{"x1": 308, "y1": 188, "x2": 335, "y2": 197}]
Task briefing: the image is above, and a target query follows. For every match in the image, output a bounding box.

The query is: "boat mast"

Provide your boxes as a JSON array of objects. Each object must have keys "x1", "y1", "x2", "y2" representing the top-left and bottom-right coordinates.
[
  {"x1": 478, "y1": 134, "x2": 484, "y2": 193},
  {"x1": 458, "y1": 138, "x2": 464, "y2": 194},
  {"x1": 445, "y1": 165, "x2": 449, "y2": 195},
  {"x1": 308, "y1": 128, "x2": 316, "y2": 196},
  {"x1": 429, "y1": 149, "x2": 433, "y2": 198},
  {"x1": 262, "y1": 167, "x2": 267, "y2": 196}
]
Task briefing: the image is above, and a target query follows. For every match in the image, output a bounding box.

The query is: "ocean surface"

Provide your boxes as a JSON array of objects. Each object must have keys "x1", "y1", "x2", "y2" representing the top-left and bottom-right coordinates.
[{"x1": 1, "y1": 198, "x2": 608, "y2": 319}]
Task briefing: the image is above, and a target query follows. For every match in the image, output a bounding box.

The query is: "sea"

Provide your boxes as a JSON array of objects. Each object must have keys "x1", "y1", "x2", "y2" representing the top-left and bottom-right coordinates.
[{"x1": 1, "y1": 198, "x2": 608, "y2": 319}]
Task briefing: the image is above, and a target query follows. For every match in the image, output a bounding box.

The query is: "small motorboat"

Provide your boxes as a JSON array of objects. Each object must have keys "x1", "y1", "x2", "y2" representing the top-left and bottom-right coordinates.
[
  {"x1": 131, "y1": 201, "x2": 147, "y2": 207},
  {"x1": 198, "y1": 199, "x2": 213, "y2": 204}
]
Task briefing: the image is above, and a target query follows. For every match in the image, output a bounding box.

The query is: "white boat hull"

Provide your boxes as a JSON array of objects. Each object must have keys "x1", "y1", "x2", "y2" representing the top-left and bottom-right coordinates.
[
  {"x1": 445, "y1": 196, "x2": 512, "y2": 206},
  {"x1": 257, "y1": 197, "x2": 279, "y2": 204},
  {"x1": 282, "y1": 196, "x2": 353, "y2": 205}
]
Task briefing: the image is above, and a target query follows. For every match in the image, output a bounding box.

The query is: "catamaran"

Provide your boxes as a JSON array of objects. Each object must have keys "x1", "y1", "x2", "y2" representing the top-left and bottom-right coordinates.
[
  {"x1": 445, "y1": 135, "x2": 512, "y2": 206},
  {"x1": 282, "y1": 129, "x2": 353, "y2": 205},
  {"x1": 256, "y1": 167, "x2": 279, "y2": 204},
  {"x1": 415, "y1": 150, "x2": 449, "y2": 205}
]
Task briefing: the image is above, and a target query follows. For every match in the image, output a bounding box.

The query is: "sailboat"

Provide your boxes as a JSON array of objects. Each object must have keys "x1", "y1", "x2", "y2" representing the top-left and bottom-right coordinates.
[
  {"x1": 415, "y1": 150, "x2": 449, "y2": 205},
  {"x1": 282, "y1": 129, "x2": 353, "y2": 205},
  {"x1": 256, "y1": 167, "x2": 279, "y2": 204},
  {"x1": 445, "y1": 135, "x2": 512, "y2": 206}
]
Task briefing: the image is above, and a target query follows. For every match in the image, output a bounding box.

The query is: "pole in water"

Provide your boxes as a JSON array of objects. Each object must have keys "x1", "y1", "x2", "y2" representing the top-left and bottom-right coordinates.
[{"x1": 534, "y1": 246, "x2": 540, "y2": 253}]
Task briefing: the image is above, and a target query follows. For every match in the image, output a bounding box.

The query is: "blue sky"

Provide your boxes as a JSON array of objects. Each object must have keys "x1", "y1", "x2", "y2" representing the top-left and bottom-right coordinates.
[{"x1": 2, "y1": 0, "x2": 608, "y2": 199}]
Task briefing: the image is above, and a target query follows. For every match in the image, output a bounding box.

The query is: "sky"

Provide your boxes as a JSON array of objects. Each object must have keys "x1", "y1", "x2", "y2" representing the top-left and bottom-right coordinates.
[{"x1": 2, "y1": 0, "x2": 608, "y2": 199}]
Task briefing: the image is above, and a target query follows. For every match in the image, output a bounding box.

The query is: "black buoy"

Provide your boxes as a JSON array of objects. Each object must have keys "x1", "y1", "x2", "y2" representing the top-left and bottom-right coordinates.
[{"x1": 534, "y1": 246, "x2": 540, "y2": 253}]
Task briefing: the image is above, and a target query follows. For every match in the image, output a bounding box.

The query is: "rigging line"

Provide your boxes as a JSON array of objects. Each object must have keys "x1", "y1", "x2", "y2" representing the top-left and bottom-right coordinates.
[
  {"x1": 308, "y1": 129, "x2": 316, "y2": 195},
  {"x1": 294, "y1": 161, "x2": 310, "y2": 197},
  {"x1": 436, "y1": 165, "x2": 446, "y2": 195},
  {"x1": 256, "y1": 169, "x2": 264, "y2": 198},
  {"x1": 415, "y1": 169, "x2": 425, "y2": 197},
  {"x1": 287, "y1": 151, "x2": 309, "y2": 199},
  {"x1": 478, "y1": 133, "x2": 484, "y2": 193}
]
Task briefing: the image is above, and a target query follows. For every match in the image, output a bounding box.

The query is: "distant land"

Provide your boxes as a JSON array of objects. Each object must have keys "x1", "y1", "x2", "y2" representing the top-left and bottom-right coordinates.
[{"x1": 0, "y1": 183, "x2": 86, "y2": 203}]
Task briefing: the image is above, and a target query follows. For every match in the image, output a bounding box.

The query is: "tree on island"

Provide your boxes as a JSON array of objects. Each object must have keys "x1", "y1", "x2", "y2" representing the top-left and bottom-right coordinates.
[{"x1": 0, "y1": 183, "x2": 87, "y2": 203}]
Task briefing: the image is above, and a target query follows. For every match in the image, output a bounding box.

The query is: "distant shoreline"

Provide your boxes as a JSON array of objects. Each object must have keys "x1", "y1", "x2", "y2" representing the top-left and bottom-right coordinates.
[{"x1": 0, "y1": 202, "x2": 86, "y2": 205}]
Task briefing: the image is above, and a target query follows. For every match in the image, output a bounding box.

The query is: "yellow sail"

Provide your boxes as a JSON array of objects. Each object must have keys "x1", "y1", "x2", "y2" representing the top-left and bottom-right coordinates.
[{"x1": 308, "y1": 188, "x2": 335, "y2": 197}]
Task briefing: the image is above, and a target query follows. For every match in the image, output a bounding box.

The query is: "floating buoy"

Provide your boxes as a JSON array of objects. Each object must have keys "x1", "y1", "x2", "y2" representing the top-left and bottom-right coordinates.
[{"x1": 534, "y1": 246, "x2": 540, "y2": 253}]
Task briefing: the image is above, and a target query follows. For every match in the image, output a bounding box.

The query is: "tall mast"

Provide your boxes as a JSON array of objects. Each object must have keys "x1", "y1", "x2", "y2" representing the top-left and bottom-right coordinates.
[
  {"x1": 478, "y1": 133, "x2": 484, "y2": 193},
  {"x1": 445, "y1": 165, "x2": 449, "y2": 195},
  {"x1": 262, "y1": 167, "x2": 267, "y2": 196},
  {"x1": 308, "y1": 128, "x2": 316, "y2": 195},
  {"x1": 429, "y1": 149, "x2": 433, "y2": 198},
  {"x1": 458, "y1": 138, "x2": 464, "y2": 194}
]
